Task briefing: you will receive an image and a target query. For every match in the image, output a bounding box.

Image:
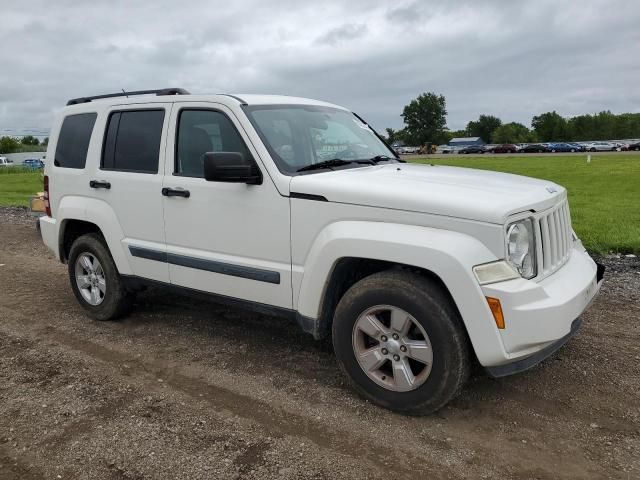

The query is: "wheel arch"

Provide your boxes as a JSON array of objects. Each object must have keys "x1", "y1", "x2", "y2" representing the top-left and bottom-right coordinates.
[
  {"x1": 56, "y1": 196, "x2": 132, "y2": 274},
  {"x1": 294, "y1": 221, "x2": 508, "y2": 365}
]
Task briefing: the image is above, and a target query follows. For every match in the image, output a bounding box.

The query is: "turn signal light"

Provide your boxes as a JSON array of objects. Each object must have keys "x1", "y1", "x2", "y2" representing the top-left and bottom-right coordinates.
[{"x1": 486, "y1": 297, "x2": 505, "y2": 329}]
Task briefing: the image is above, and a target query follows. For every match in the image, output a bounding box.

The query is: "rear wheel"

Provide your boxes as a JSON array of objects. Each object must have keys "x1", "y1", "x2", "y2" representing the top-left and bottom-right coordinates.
[
  {"x1": 68, "y1": 233, "x2": 134, "y2": 320},
  {"x1": 332, "y1": 270, "x2": 470, "y2": 415}
]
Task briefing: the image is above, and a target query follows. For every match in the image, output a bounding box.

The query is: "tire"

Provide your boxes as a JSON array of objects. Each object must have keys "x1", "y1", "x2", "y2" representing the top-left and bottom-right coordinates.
[
  {"x1": 551, "y1": 149, "x2": 556, "y2": 153},
  {"x1": 332, "y1": 270, "x2": 470, "y2": 415},
  {"x1": 570, "y1": 149, "x2": 575, "y2": 152},
  {"x1": 635, "y1": 147, "x2": 640, "y2": 151},
  {"x1": 590, "y1": 148, "x2": 596, "y2": 152},
  {"x1": 68, "y1": 233, "x2": 134, "y2": 321}
]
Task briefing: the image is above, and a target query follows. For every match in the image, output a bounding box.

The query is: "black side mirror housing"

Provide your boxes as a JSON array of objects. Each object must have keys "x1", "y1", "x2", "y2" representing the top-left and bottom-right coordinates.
[{"x1": 203, "y1": 152, "x2": 262, "y2": 185}]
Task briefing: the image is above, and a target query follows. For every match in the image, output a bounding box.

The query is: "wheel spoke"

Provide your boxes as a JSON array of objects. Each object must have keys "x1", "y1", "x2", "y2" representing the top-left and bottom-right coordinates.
[
  {"x1": 404, "y1": 340, "x2": 432, "y2": 365},
  {"x1": 390, "y1": 308, "x2": 411, "y2": 335},
  {"x1": 90, "y1": 286, "x2": 100, "y2": 304},
  {"x1": 77, "y1": 275, "x2": 91, "y2": 289},
  {"x1": 358, "y1": 348, "x2": 386, "y2": 372},
  {"x1": 393, "y1": 358, "x2": 415, "y2": 390},
  {"x1": 93, "y1": 258, "x2": 103, "y2": 275},
  {"x1": 81, "y1": 255, "x2": 93, "y2": 272},
  {"x1": 97, "y1": 277, "x2": 106, "y2": 294},
  {"x1": 357, "y1": 314, "x2": 386, "y2": 339}
]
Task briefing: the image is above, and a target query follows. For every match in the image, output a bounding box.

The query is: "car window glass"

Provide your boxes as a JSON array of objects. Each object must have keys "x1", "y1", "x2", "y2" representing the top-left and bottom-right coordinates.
[
  {"x1": 102, "y1": 110, "x2": 164, "y2": 173},
  {"x1": 54, "y1": 113, "x2": 97, "y2": 169},
  {"x1": 176, "y1": 109, "x2": 251, "y2": 177}
]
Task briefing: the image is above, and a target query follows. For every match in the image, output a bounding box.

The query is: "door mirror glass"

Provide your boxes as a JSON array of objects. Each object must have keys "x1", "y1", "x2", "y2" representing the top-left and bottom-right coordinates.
[{"x1": 203, "y1": 152, "x2": 262, "y2": 184}]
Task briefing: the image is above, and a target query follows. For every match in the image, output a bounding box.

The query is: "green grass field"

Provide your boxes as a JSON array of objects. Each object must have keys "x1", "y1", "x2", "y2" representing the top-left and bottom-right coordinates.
[
  {"x1": 0, "y1": 154, "x2": 638, "y2": 253},
  {"x1": 410, "y1": 154, "x2": 640, "y2": 254},
  {"x1": 0, "y1": 169, "x2": 43, "y2": 207}
]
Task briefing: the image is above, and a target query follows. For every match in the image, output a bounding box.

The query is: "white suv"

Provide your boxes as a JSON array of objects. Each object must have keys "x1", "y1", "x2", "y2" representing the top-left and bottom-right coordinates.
[{"x1": 39, "y1": 88, "x2": 604, "y2": 414}]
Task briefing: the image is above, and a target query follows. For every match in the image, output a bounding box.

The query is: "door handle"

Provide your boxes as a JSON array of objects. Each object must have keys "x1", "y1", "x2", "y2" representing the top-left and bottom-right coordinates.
[
  {"x1": 162, "y1": 187, "x2": 190, "y2": 198},
  {"x1": 89, "y1": 180, "x2": 111, "y2": 189}
]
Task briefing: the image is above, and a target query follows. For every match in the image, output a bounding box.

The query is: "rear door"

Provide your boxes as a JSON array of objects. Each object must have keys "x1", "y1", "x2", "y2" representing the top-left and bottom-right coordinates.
[
  {"x1": 161, "y1": 102, "x2": 292, "y2": 309},
  {"x1": 89, "y1": 104, "x2": 172, "y2": 282}
]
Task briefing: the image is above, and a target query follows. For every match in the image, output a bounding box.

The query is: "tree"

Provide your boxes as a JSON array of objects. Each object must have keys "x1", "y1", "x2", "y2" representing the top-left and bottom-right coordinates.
[
  {"x1": 401, "y1": 92, "x2": 448, "y2": 145},
  {"x1": 0, "y1": 136, "x2": 20, "y2": 154},
  {"x1": 385, "y1": 128, "x2": 398, "y2": 144},
  {"x1": 531, "y1": 111, "x2": 571, "y2": 142},
  {"x1": 42, "y1": 137, "x2": 49, "y2": 146},
  {"x1": 466, "y1": 115, "x2": 502, "y2": 143},
  {"x1": 492, "y1": 122, "x2": 537, "y2": 144},
  {"x1": 21, "y1": 135, "x2": 40, "y2": 146}
]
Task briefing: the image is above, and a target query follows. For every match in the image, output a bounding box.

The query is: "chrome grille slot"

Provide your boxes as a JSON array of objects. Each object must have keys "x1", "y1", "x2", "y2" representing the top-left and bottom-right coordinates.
[{"x1": 538, "y1": 200, "x2": 572, "y2": 277}]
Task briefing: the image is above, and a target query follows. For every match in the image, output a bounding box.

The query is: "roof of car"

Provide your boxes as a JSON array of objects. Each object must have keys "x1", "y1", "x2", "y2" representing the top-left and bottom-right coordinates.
[{"x1": 64, "y1": 89, "x2": 347, "y2": 111}]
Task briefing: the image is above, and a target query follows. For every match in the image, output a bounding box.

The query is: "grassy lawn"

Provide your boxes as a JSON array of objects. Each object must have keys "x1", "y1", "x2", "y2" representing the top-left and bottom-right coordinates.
[
  {"x1": 410, "y1": 154, "x2": 640, "y2": 254},
  {"x1": 0, "y1": 169, "x2": 43, "y2": 207},
  {"x1": 1, "y1": 154, "x2": 637, "y2": 254}
]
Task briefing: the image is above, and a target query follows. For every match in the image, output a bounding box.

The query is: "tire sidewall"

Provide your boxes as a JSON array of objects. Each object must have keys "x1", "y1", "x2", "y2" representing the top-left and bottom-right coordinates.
[{"x1": 332, "y1": 273, "x2": 467, "y2": 413}]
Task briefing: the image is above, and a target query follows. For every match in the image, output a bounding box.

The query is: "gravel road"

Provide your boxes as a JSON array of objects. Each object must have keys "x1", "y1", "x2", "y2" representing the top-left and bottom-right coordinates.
[{"x1": 1, "y1": 207, "x2": 638, "y2": 479}]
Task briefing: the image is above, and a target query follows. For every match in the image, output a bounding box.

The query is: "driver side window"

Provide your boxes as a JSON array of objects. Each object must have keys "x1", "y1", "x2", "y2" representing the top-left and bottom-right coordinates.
[{"x1": 176, "y1": 109, "x2": 250, "y2": 177}]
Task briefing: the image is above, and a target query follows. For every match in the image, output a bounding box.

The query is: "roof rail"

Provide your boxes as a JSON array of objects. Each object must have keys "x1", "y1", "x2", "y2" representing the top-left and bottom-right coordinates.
[{"x1": 66, "y1": 88, "x2": 190, "y2": 106}]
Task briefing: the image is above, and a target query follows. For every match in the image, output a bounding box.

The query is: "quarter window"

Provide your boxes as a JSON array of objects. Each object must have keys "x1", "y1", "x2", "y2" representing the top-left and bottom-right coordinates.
[
  {"x1": 54, "y1": 113, "x2": 97, "y2": 169},
  {"x1": 102, "y1": 110, "x2": 165, "y2": 173},
  {"x1": 176, "y1": 109, "x2": 251, "y2": 177}
]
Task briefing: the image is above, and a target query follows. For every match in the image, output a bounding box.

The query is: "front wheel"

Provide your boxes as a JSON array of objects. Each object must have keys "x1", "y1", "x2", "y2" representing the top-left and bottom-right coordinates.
[
  {"x1": 332, "y1": 270, "x2": 470, "y2": 415},
  {"x1": 68, "y1": 233, "x2": 134, "y2": 320}
]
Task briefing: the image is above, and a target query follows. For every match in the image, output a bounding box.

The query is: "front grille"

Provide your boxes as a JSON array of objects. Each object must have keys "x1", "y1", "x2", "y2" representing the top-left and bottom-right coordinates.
[{"x1": 537, "y1": 200, "x2": 572, "y2": 277}]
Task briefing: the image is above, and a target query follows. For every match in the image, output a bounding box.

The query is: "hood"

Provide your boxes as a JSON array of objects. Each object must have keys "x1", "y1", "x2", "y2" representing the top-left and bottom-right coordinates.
[{"x1": 289, "y1": 163, "x2": 565, "y2": 224}]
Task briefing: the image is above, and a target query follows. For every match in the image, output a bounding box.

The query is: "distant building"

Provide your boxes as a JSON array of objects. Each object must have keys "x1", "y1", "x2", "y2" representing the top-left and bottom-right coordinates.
[{"x1": 448, "y1": 137, "x2": 485, "y2": 147}]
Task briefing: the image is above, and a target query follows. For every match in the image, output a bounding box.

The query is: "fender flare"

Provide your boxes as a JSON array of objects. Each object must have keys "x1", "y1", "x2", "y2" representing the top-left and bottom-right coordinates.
[
  {"x1": 57, "y1": 195, "x2": 132, "y2": 275},
  {"x1": 294, "y1": 221, "x2": 508, "y2": 365}
]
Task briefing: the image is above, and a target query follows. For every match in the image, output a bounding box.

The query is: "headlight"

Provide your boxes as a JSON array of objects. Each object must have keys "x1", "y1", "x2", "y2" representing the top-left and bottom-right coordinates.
[{"x1": 506, "y1": 218, "x2": 536, "y2": 279}]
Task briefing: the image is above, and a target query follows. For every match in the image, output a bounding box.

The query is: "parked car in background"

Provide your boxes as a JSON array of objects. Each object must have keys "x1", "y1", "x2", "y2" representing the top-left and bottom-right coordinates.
[
  {"x1": 491, "y1": 144, "x2": 518, "y2": 154},
  {"x1": 0, "y1": 157, "x2": 15, "y2": 167},
  {"x1": 584, "y1": 142, "x2": 617, "y2": 152},
  {"x1": 23, "y1": 158, "x2": 45, "y2": 169},
  {"x1": 549, "y1": 143, "x2": 582, "y2": 153},
  {"x1": 458, "y1": 145, "x2": 487, "y2": 154},
  {"x1": 628, "y1": 141, "x2": 640, "y2": 151},
  {"x1": 400, "y1": 146, "x2": 420, "y2": 154},
  {"x1": 520, "y1": 144, "x2": 551, "y2": 153},
  {"x1": 613, "y1": 142, "x2": 628, "y2": 151}
]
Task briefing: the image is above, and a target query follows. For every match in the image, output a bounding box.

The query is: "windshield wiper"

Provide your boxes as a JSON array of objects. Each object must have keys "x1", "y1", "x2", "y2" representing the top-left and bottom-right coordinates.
[
  {"x1": 369, "y1": 155, "x2": 406, "y2": 163},
  {"x1": 296, "y1": 158, "x2": 374, "y2": 173}
]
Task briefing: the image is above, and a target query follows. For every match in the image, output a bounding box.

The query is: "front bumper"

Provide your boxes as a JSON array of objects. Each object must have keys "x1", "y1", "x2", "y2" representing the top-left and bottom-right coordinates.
[{"x1": 480, "y1": 246, "x2": 603, "y2": 371}]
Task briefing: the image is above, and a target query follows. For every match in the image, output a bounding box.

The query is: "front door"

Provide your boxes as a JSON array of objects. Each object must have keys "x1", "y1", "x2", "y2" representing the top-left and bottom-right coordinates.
[{"x1": 162, "y1": 103, "x2": 292, "y2": 309}]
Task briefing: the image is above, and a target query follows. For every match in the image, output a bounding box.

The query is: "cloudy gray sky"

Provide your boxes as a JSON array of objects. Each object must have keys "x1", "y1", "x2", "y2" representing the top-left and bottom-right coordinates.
[{"x1": 1, "y1": 0, "x2": 639, "y2": 137}]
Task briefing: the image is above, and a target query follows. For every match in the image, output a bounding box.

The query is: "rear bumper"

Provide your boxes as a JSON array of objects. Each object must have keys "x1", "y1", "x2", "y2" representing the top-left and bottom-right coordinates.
[{"x1": 39, "y1": 216, "x2": 60, "y2": 261}]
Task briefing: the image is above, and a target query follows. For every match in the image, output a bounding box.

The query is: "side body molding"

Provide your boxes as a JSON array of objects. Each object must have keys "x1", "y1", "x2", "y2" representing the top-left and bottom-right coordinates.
[{"x1": 294, "y1": 221, "x2": 509, "y2": 366}]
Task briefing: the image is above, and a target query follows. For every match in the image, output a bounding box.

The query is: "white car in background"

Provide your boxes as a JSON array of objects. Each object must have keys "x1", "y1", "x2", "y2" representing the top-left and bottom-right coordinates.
[
  {"x1": 0, "y1": 156, "x2": 15, "y2": 167},
  {"x1": 584, "y1": 142, "x2": 618, "y2": 152}
]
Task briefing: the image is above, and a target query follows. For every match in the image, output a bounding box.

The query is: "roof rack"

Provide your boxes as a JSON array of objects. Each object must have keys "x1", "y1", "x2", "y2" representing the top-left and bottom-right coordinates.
[{"x1": 66, "y1": 88, "x2": 190, "y2": 106}]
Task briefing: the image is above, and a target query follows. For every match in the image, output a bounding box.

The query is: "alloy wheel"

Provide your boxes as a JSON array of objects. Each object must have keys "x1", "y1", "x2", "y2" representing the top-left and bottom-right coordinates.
[
  {"x1": 352, "y1": 305, "x2": 433, "y2": 392},
  {"x1": 74, "y1": 253, "x2": 106, "y2": 306}
]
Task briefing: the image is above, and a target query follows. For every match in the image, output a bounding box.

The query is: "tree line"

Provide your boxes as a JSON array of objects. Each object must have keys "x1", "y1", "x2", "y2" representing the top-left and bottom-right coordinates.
[
  {"x1": 384, "y1": 92, "x2": 640, "y2": 145},
  {"x1": 0, "y1": 135, "x2": 48, "y2": 154}
]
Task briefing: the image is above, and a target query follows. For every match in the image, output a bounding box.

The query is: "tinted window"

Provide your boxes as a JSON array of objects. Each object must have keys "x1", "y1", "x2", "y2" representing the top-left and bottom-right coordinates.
[
  {"x1": 176, "y1": 109, "x2": 251, "y2": 177},
  {"x1": 102, "y1": 110, "x2": 164, "y2": 173},
  {"x1": 54, "y1": 113, "x2": 97, "y2": 168}
]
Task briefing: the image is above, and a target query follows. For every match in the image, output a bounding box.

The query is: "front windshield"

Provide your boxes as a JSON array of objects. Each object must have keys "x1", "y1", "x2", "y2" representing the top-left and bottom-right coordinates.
[{"x1": 244, "y1": 105, "x2": 397, "y2": 174}]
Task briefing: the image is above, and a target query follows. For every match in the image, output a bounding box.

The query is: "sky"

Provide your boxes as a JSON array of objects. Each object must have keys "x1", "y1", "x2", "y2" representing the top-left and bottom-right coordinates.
[{"x1": 1, "y1": 0, "x2": 639, "y2": 137}]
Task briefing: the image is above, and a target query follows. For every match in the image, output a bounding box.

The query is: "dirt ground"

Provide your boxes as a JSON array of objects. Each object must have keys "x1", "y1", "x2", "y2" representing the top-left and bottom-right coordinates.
[{"x1": 0, "y1": 209, "x2": 638, "y2": 479}]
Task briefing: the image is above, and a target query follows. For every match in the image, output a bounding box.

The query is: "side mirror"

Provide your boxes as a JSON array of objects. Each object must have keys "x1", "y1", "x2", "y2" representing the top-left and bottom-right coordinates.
[{"x1": 203, "y1": 152, "x2": 262, "y2": 185}]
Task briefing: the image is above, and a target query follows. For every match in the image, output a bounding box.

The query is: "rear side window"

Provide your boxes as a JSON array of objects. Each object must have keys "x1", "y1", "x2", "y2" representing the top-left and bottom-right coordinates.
[
  {"x1": 102, "y1": 110, "x2": 165, "y2": 173},
  {"x1": 54, "y1": 113, "x2": 97, "y2": 168}
]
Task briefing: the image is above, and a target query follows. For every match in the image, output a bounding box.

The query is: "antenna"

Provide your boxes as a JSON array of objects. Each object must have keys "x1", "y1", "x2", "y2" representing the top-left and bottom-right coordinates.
[{"x1": 122, "y1": 89, "x2": 128, "y2": 98}]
